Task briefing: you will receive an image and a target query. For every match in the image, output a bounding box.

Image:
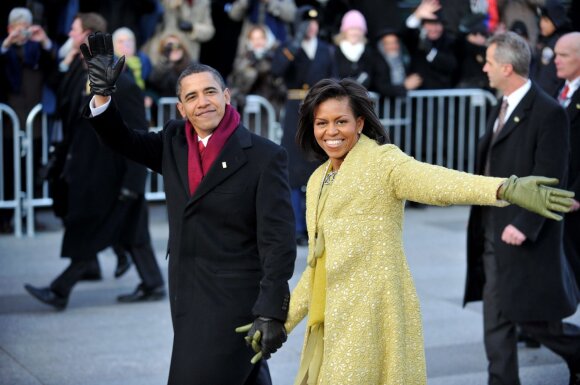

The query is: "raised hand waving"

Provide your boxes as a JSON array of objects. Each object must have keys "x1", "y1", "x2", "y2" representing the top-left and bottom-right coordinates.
[{"x1": 80, "y1": 32, "x2": 125, "y2": 96}]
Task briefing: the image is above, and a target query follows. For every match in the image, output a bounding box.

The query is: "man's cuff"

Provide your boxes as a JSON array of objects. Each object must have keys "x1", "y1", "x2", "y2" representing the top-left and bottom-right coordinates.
[
  {"x1": 406, "y1": 14, "x2": 420, "y2": 29},
  {"x1": 89, "y1": 95, "x2": 112, "y2": 116}
]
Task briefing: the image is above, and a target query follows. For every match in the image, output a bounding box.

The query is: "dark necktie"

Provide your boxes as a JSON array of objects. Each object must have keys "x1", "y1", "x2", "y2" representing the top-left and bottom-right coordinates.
[
  {"x1": 485, "y1": 98, "x2": 509, "y2": 175},
  {"x1": 493, "y1": 98, "x2": 508, "y2": 138}
]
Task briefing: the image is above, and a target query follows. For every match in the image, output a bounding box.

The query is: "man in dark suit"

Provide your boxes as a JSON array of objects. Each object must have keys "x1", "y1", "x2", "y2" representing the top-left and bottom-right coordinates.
[
  {"x1": 555, "y1": 32, "x2": 580, "y2": 291},
  {"x1": 82, "y1": 33, "x2": 295, "y2": 385},
  {"x1": 464, "y1": 31, "x2": 580, "y2": 385},
  {"x1": 24, "y1": 13, "x2": 164, "y2": 309}
]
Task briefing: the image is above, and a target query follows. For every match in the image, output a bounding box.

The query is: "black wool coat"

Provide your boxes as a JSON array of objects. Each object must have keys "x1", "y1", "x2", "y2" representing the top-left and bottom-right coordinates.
[
  {"x1": 558, "y1": 84, "x2": 580, "y2": 289},
  {"x1": 86, "y1": 102, "x2": 296, "y2": 384},
  {"x1": 464, "y1": 83, "x2": 579, "y2": 322},
  {"x1": 57, "y1": 60, "x2": 146, "y2": 258}
]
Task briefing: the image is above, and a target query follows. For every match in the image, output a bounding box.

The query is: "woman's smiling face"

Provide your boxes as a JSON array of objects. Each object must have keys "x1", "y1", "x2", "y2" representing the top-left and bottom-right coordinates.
[{"x1": 313, "y1": 97, "x2": 364, "y2": 170}]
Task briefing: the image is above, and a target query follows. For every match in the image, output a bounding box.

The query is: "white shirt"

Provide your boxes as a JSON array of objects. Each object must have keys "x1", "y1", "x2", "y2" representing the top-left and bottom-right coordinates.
[
  {"x1": 560, "y1": 76, "x2": 580, "y2": 108},
  {"x1": 495, "y1": 79, "x2": 532, "y2": 132}
]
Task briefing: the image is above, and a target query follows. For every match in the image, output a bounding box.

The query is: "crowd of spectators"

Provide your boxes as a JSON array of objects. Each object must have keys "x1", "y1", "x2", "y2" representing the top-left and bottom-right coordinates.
[{"x1": 0, "y1": 0, "x2": 579, "y2": 234}]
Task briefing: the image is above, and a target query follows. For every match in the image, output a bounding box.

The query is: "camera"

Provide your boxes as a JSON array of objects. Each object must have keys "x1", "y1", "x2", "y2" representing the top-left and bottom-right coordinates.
[
  {"x1": 163, "y1": 42, "x2": 180, "y2": 58},
  {"x1": 20, "y1": 28, "x2": 32, "y2": 39}
]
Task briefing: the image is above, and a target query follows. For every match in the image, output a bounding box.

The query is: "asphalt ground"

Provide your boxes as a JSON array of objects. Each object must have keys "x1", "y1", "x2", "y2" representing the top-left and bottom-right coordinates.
[{"x1": 1, "y1": 203, "x2": 578, "y2": 385}]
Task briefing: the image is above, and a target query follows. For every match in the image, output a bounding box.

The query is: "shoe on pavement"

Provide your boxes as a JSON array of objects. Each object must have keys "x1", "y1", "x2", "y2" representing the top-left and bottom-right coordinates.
[
  {"x1": 24, "y1": 284, "x2": 68, "y2": 310},
  {"x1": 117, "y1": 284, "x2": 165, "y2": 303},
  {"x1": 114, "y1": 252, "x2": 132, "y2": 278}
]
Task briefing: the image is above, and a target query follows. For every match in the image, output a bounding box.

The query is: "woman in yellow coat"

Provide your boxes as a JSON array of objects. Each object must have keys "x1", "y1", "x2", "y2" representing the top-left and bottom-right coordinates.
[{"x1": 238, "y1": 78, "x2": 573, "y2": 384}]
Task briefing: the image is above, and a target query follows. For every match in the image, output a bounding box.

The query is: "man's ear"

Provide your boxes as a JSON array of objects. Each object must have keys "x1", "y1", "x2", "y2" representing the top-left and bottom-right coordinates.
[
  {"x1": 503, "y1": 63, "x2": 514, "y2": 77},
  {"x1": 224, "y1": 88, "x2": 231, "y2": 104},
  {"x1": 176, "y1": 101, "x2": 186, "y2": 119}
]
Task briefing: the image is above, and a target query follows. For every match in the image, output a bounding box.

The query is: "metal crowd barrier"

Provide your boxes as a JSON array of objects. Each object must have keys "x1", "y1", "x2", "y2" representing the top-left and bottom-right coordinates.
[
  {"x1": 0, "y1": 104, "x2": 23, "y2": 237},
  {"x1": 377, "y1": 88, "x2": 497, "y2": 173},
  {"x1": 2, "y1": 89, "x2": 495, "y2": 237}
]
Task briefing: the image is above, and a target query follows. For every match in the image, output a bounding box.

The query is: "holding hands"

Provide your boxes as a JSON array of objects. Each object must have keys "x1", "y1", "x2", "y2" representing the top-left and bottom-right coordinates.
[{"x1": 236, "y1": 317, "x2": 287, "y2": 364}]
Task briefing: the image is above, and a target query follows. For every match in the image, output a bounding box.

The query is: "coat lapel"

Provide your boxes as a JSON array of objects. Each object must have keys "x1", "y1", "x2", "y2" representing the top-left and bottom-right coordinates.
[
  {"x1": 491, "y1": 85, "x2": 536, "y2": 146},
  {"x1": 187, "y1": 126, "x2": 249, "y2": 207},
  {"x1": 171, "y1": 129, "x2": 191, "y2": 197},
  {"x1": 567, "y1": 88, "x2": 580, "y2": 122}
]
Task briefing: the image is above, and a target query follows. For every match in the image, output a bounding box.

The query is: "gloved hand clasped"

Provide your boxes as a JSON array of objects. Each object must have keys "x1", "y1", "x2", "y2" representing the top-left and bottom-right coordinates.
[
  {"x1": 498, "y1": 175, "x2": 575, "y2": 221},
  {"x1": 80, "y1": 32, "x2": 125, "y2": 96},
  {"x1": 235, "y1": 317, "x2": 287, "y2": 364}
]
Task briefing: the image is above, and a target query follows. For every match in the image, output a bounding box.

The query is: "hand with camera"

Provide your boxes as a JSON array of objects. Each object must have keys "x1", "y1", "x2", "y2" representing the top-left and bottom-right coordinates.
[
  {"x1": 80, "y1": 32, "x2": 125, "y2": 97},
  {"x1": 2, "y1": 26, "x2": 30, "y2": 49}
]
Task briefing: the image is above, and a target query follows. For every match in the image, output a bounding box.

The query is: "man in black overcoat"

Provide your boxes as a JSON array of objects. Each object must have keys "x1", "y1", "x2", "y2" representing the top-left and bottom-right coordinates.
[
  {"x1": 554, "y1": 32, "x2": 580, "y2": 293},
  {"x1": 82, "y1": 32, "x2": 296, "y2": 385},
  {"x1": 24, "y1": 13, "x2": 164, "y2": 307},
  {"x1": 464, "y1": 32, "x2": 580, "y2": 384}
]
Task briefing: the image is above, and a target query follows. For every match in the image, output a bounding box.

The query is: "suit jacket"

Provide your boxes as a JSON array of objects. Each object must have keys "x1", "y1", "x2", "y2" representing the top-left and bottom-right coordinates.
[
  {"x1": 556, "y1": 83, "x2": 580, "y2": 289},
  {"x1": 86, "y1": 101, "x2": 296, "y2": 385},
  {"x1": 465, "y1": 83, "x2": 579, "y2": 321},
  {"x1": 285, "y1": 136, "x2": 504, "y2": 385}
]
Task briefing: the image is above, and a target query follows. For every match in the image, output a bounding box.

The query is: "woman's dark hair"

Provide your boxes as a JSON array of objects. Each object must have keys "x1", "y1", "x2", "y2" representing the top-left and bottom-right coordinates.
[{"x1": 297, "y1": 78, "x2": 390, "y2": 161}]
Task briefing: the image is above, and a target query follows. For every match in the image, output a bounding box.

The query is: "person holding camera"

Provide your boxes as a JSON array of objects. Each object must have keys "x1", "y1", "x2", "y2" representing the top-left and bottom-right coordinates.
[
  {"x1": 147, "y1": 31, "x2": 194, "y2": 102},
  {"x1": 0, "y1": 7, "x2": 55, "y2": 233},
  {"x1": 147, "y1": 0, "x2": 215, "y2": 64}
]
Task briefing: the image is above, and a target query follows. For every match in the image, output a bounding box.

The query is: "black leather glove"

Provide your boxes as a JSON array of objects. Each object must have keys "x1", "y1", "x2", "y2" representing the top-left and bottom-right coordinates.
[
  {"x1": 80, "y1": 32, "x2": 125, "y2": 96},
  {"x1": 235, "y1": 317, "x2": 287, "y2": 363}
]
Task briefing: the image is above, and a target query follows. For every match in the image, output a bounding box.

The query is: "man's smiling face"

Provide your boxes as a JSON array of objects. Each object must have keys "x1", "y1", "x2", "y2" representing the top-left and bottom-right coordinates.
[{"x1": 177, "y1": 71, "x2": 231, "y2": 138}]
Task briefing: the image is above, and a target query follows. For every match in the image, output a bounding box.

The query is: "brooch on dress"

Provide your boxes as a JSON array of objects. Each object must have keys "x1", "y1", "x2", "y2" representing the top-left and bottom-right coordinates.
[{"x1": 323, "y1": 170, "x2": 338, "y2": 185}]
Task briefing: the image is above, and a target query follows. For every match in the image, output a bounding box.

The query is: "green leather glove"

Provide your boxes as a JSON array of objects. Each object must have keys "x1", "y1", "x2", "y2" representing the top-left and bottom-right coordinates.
[
  {"x1": 236, "y1": 317, "x2": 287, "y2": 363},
  {"x1": 235, "y1": 323, "x2": 263, "y2": 364},
  {"x1": 498, "y1": 175, "x2": 575, "y2": 221}
]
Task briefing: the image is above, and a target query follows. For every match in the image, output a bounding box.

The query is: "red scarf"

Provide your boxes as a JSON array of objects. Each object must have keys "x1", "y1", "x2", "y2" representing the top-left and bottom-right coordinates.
[{"x1": 184, "y1": 104, "x2": 240, "y2": 195}]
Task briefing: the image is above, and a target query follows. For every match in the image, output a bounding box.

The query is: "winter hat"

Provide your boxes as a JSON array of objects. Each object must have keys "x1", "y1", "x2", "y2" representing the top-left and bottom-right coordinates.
[
  {"x1": 340, "y1": 10, "x2": 367, "y2": 34},
  {"x1": 538, "y1": 0, "x2": 570, "y2": 30}
]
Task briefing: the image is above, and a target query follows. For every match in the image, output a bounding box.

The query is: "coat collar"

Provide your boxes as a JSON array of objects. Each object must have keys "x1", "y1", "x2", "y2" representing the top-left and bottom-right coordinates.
[
  {"x1": 489, "y1": 83, "x2": 538, "y2": 146},
  {"x1": 567, "y1": 86, "x2": 580, "y2": 121},
  {"x1": 171, "y1": 123, "x2": 251, "y2": 204}
]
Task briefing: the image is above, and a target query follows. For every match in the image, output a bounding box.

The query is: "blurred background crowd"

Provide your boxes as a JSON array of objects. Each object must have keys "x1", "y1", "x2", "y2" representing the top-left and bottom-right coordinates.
[{"x1": 0, "y1": 0, "x2": 579, "y2": 237}]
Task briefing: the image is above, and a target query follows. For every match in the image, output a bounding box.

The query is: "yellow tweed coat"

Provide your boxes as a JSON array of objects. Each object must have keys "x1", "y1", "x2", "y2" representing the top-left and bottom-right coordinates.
[{"x1": 285, "y1": 135, "x2": 505, "y2": 385}]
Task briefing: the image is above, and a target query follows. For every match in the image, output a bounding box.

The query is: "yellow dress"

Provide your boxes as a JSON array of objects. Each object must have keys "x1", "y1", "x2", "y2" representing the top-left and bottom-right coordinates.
[
  {"x1": 285, "y1": 135, "x2": 506, "y2": 385},
  {"x1": 294, "y1": 167, "x2": 333, "y2": 385}
]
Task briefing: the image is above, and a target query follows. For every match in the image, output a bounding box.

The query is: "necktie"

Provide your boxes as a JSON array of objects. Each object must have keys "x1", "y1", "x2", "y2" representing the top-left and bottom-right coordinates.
[
  {"x1": 559, "y1": 84, "x2": 570, "y2": 106},
  {"x1": 494, "y1": 98, "x2": 509, "y2": 137},
  {"x1": 198, "y1": 140, "x2": 205, "y2": 156}
]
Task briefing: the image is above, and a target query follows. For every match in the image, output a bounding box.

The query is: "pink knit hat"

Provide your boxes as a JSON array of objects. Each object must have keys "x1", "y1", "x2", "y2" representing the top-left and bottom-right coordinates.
[{"x1": 340, "y1": 10, "x2": 367, "y2": 34}]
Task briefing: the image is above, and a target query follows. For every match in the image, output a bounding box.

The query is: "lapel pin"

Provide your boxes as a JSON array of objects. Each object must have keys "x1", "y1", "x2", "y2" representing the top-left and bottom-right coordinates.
[
  {"x1": 222, "y1": 162, "x2": 227, "y2": 168},
  {"x1": 514, "y1": 116, "x2": 520, "y2": 123}
]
